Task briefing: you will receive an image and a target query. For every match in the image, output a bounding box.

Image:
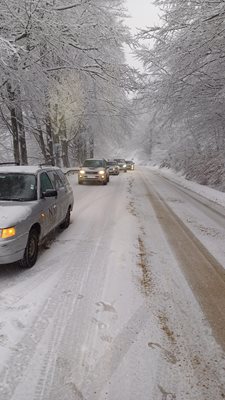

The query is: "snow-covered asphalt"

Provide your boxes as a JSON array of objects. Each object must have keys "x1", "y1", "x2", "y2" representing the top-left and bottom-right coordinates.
[{"x1": 0, "y1": 167, "x2": 225, "y2": 400}]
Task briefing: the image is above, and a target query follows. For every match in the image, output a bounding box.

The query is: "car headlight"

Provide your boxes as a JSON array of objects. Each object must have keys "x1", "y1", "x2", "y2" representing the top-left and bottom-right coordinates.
[
  {"x1": 79, "y1": 170, "x2": 85, "y2": 175},
  {"x1": 123, "y1": 164, "x2": 126, "y2": 168},
  {"x1": 98, "y1": 170, "x2": 105, "y2": 175},
  {"x1": 0, "y1": 227, "x2": 16, "y2": 239}
]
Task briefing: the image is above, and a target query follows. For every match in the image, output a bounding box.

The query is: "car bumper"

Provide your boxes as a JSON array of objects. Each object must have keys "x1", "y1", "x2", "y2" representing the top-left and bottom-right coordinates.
[
  {"x1": 119, "y1": 167, "x2": 127, "y2": 172},
  {"x1": 79, "y1": 175, "x2": 106, "y2": 183},
  {"x1": 0, "y1": 234, "x2": 28, "y2": 264}
]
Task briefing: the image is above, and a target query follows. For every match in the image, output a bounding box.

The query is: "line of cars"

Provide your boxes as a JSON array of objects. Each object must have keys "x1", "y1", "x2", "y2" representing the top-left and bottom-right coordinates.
[
  {"x1": 0, "y1": 158, "x2": 135, "y2": 269},
  {"x1": 78, "y1": 158, "x2": 134, "y2": 185}
]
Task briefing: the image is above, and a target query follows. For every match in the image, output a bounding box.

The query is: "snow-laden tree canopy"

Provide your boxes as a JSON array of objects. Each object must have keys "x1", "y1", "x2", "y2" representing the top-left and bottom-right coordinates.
[
  {"x1": 135, "y1": 0, "x2": 225, "y2": 188},
  {"x1": 0, "y1": 0, "x2": 136, "y2": 166}
]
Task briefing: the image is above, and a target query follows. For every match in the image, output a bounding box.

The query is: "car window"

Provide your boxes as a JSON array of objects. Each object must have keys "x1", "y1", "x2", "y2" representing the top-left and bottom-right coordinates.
[
  {"x1": 40, "y1": 172, "x2": 54, "y2": 193},
  {"x1": 83, "y1": 160, "x2": 103, "y2": 168},
  {"x1": 0, "y1": 173, "x2": 37, "y2": 201},
  {"x1": 57, "y1": 170, "x2": 67, "y2": 185},
  {"x1": 47, "y1": 171, "x2": 64, "y2": 189},
  {"x1": 114, "y1": 159, "x2": 124, "y2": 163}
]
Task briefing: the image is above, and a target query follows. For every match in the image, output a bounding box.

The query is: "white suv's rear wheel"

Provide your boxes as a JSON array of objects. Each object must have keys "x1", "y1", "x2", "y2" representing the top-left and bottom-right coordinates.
[{"x1": 60, "y1": 207, "x2": 71, "y2": 229}]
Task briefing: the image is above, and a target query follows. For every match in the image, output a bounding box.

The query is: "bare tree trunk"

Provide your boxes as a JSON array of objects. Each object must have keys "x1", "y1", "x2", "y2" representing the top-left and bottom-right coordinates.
[
  {"x1": 11, "y1": 108, "x2": 20, "y2": 164},
  {"x1": 89, "y1": 133, "x2": 94, "y2": 158},
  {"x1": 35, "y1": 124, "x2": 49, "y2": 164},
  {"x1": 75, "y1": 135, "x2": 87, "y2": 165},
  {"x1": 7, "y1": 83, "x2": 20, "y2": 164},
  {"x1": 30, "y1": 110, "x2": 49, "y2": 163},
  {"x1": 17, "y1": 103, "x2": 28, "y2": 165},
  {"x1": 59, "y1": 115, "x2": 70, "y2": 167},
  {"x1": 46, "y1": 113, "x2": 55, "y2": 165},
  {"x1": 54, "y1": 134, "x2": 61, "y2": 167},
  {"x1": 61, "y1": 139, "x2": 69, "y2": 167}
]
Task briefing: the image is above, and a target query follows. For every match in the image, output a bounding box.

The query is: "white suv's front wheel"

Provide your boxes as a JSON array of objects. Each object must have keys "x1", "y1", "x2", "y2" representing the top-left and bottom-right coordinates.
[{"x1": 19, "y1": 229, "x2": 39, "y2": 269}]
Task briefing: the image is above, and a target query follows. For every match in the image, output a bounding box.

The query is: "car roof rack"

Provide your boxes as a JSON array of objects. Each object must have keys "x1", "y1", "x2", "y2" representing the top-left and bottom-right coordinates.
[{"x1": 0, "y1": 162, "x2": 20, "y2": 166}]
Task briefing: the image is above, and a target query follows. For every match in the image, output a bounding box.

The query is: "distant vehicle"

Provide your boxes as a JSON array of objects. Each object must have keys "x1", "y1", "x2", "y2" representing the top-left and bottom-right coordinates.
[
  {"x1": 125, "y1": 160, "x2": 135, "y2": 170},
  {"x1": 0, "y1": 165, "x2": 74, "y2": 268},
  {"x1": 114, "y1": 159, "x2": 127, "y2": 172},
  {"x1": 107, "y1": 160, "x2": 120, "y2": 175},
  {"x1": 78, "y1": 158, "x2": 110, "y2": 185}
]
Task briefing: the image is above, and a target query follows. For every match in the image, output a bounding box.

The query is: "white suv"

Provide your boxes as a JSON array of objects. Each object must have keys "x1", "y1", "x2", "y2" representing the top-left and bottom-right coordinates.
[
  {"x1": 0, "y1": 165, "x2": 74, "y2": 268},
  {"x1": 78, "y1": 159, "x2": 110, "y2": 185}
]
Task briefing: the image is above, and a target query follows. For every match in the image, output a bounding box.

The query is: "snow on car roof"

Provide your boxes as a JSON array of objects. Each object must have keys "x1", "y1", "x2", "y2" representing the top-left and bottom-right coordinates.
[{"x1": 0, "y1": 165, "x2": 60, "y2": 174}]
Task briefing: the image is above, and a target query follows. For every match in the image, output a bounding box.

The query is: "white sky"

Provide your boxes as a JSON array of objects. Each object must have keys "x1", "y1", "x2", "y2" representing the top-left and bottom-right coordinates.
[
  {"x1": 124, "y1": 0, "x2": 161, "y2": 68},
  {"x1": 125, "y1": 0, "x2": 160, "y2": 33}
]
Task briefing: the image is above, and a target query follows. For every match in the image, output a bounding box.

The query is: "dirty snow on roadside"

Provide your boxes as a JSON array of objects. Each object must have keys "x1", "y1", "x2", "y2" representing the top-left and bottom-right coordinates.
[{"x1": 0, "y1": 169, "x2": 224, "y2": 400}]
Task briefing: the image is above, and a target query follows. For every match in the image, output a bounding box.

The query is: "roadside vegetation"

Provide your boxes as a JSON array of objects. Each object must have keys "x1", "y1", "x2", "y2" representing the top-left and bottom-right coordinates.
[{"x1": 135, "y1": 0, "x2": 225, "y2": 191}]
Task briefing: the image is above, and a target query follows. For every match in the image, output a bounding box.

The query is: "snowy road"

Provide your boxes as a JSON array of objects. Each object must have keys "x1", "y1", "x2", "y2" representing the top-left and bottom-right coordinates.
[{"x1": 0, "y1": 167, "x2": 225, "y2": 400}]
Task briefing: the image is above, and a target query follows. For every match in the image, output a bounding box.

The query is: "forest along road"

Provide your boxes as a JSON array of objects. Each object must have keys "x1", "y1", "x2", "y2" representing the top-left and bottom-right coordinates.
[{"x1": 0, "y1": 167, "x2": 225, "y2": 400}]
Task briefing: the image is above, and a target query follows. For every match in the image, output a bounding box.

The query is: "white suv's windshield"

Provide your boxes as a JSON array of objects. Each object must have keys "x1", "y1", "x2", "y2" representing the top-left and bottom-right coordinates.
[
  {"x1": 0, "y1": 173, "x2": 37, "y2": 201},
  {"x1": 83, "y1": 160, "x2": 104, "y2": 168},
  {"x1": 107, "y1": 161, "x2": 117, "y2": 166}
]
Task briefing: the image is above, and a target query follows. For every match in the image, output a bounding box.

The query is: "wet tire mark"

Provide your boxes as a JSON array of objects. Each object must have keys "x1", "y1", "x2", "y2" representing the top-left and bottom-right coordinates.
[
  {"x1": 141, "y1": 172, "x2": 225, "y2": 353},
  {"x1": 137, "y1": 236, "x2": 153, "y2": 297},
  {"x1": 158, "y1": 312, "x2": 176, "y2": 344},
  {"x1": 148, "y1": 342, "x2": 178, "y2": 365}
]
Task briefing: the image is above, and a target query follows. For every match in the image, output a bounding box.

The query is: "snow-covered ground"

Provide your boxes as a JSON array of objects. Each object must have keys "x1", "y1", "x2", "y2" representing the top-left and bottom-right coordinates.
[
  {"x1": 0, "y1": 167, "x2": 224, "y2": 400},
  {"x1": 152, "y1": 165, "x2": 225, "y2": 207}
]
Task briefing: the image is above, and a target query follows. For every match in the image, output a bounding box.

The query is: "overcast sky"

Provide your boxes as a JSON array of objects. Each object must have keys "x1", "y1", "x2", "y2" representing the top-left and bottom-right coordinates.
[
  {"x1": 125, "y1": 0, "x2": 160, "y2": 33},
  {"x1": 124, "y1": 0, "x2": 160, "y2": 68}
]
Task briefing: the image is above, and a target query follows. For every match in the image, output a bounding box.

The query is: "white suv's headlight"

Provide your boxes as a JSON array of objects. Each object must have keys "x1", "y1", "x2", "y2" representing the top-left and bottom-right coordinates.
[
  {"x1": 99, "y1": 170, "x2": 105, "y2": 175},
  {"x1": 79, "y1": 170, "x2": 85, "y2": 175}
]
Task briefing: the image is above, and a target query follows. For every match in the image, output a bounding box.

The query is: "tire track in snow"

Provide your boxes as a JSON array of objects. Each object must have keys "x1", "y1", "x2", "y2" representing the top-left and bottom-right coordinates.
[
  {"x1": 141, "y1": 171, "x2": 225, "y2": 353},
  {"x1": 24, "y1": 181, "x2": 125, "y2": 400},
  {"x1": 0, "y1": 249, "x2": 69, "y2": 309},
  {"x1": 0, "y1": 249, "x2": 85, "y2": 400}
]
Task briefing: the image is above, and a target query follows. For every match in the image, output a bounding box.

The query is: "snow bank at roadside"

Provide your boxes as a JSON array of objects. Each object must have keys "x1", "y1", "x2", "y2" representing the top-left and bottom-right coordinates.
[{"x1": 148, "y1": 165, "x2": 225, "y2": 208}]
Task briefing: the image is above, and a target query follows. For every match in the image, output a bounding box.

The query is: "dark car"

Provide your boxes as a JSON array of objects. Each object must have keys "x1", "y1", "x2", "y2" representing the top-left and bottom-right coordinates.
[
  {"x1": 125, "y1": 160, "x2": 135, "y2": 170},
  {"x1": 78, "y1": 158, "x2": 110, "y2": 185},
  {"x1": 114, "y1": 159, "x2": 127, "y2": 172}
]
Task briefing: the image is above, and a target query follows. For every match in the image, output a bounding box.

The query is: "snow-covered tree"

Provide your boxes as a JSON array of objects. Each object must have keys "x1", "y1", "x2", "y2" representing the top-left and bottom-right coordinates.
[
  {"x1": 135, "y1": 0, "x2": 225, "y2": 188},
  {"x1": 0, "y1": 0, "x2": 136, "y2": 166}
]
